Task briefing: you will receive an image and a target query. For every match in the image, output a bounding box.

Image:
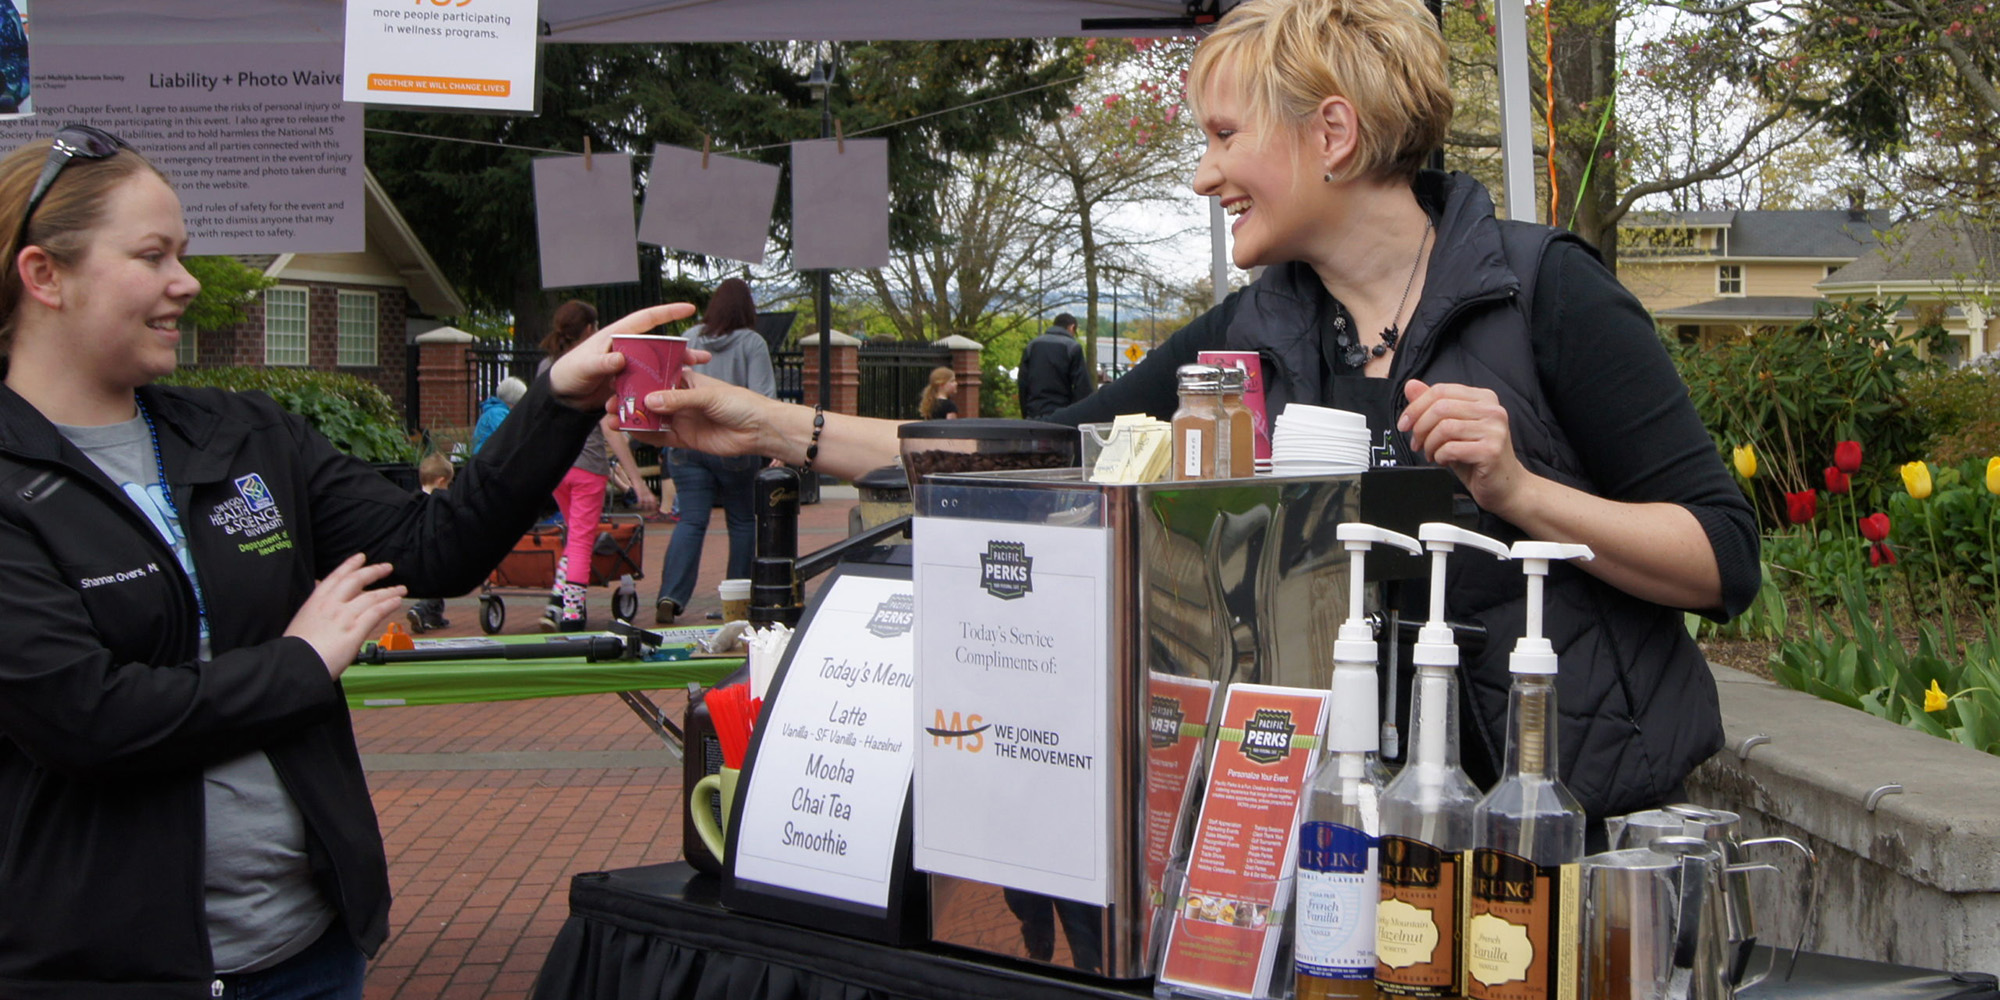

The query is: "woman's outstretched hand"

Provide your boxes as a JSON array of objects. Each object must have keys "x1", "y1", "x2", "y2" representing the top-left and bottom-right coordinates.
[
  {"x1": 547, "y1": 302, "x2": 699, "y2": 410},
  {"x1": 283, "y1": 553, "x2": 406, "y2": 679}
]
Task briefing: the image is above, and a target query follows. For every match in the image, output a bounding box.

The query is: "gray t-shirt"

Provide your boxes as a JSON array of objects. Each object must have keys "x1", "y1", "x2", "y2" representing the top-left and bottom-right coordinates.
[{"x1": 59, "y1": 415, "x2": 334, "y2": 974}]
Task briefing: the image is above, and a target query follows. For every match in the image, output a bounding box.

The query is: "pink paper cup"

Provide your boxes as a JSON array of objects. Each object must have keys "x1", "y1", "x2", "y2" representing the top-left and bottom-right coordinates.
[{"x1": 611, "y1": 334, "x2": 689, "y2": 432}]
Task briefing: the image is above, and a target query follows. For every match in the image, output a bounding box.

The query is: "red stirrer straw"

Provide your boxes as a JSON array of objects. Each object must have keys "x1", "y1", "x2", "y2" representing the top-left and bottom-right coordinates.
[{"x1": 705, "y1": 683, "x2": 757, "y2": 769}]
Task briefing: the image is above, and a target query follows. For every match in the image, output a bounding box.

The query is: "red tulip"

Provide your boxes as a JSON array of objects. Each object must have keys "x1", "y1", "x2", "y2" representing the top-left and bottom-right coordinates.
[
  {"x1": 1834, "y1": 440, "x2": 1863, "y2": 474},
  {"x1": 1824, "y1": 466, "x2": 1852, "y2": 494},
  {"x1": 1859, "y1": 512, "x2": 1891, "y2": 541},
  {"x1": 1785, "y1": 489, "x2": 1818, "y2": 524},
  {"x1": 1869, "y1": 541, "x2": 1897, "y2": 566}
]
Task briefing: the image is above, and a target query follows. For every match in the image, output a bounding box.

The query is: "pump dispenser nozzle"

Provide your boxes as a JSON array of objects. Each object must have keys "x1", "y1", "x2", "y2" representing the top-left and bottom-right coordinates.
[
  {"x1": 1332, "y1": 523, "x2": 1422, "y2": 662},
  {"x1": 1414, "y1": 523, "x2": 1513, "y2": 666},
  {"x1": 1505, "y1": 541, "x2": 1594, "y2": 676}
]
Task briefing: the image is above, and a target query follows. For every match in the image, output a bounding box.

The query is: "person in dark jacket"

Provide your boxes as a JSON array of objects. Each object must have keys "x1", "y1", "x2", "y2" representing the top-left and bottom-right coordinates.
[
  {"x1": 0, "y1": 125, "x2": 696, "y2": 999},
  {"x1": 1017, "y1": 313, "x2": 1093, "y2": 418},
  {"x1": 635, "y1": 0, "x2": 1755, "y2": 838}
]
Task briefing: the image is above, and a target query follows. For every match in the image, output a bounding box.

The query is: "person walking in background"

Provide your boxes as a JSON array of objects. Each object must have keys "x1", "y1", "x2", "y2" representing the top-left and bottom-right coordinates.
[
  {"x1": 471, "y1": 375, "x2": 527, "y2": 455},
  {"x1": 0, "y1": 123, "x2": 697, "y2": 997},
  {"x1": 538, "y1": 301, "x2": 658, "y2": 631},
  {"x1": 654, "y1": 278, "x2": 775, "y2": 625},
  {"x1": 1018, "y1": 313, "x2": 1093, "y2": 418},
  {"x1": 917, "y1": 365, "x2": 960, "y2": 419},
  {"x1": 405, "y1": 454, "x2": 456, "y2": 631}
]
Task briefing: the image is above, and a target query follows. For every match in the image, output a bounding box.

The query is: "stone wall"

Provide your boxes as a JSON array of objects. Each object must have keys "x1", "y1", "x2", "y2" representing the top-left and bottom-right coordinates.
[{"x1": 1686, "y1": 664, "x2": 2000, "y2": 977}]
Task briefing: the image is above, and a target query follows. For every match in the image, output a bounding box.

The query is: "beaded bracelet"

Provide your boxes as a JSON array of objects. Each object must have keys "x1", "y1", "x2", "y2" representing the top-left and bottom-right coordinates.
[{"x1": 801, "y1": 406, "x2": 825, "y2": 476}]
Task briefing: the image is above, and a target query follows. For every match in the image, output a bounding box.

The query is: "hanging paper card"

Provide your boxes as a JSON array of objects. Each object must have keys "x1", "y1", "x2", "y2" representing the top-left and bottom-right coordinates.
[
  {"x1": 344, "y1": 0, "x2": 539, "y2": 112},
  {"x1": 638, "y1": 143, "x2": 780, "y2": 264},
  {"x1": 790, "y1": 137, "x2": 888, "y2": 270},
  {"x1": 532, "y1": 153, "x2": 639, "y2": 289}
]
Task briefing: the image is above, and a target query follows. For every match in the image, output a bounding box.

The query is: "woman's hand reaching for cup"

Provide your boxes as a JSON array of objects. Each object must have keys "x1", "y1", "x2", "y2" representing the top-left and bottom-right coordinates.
[
  {"x1": 547, "y1": 302, "x2": 699, "y2": 410},
  {"x1": 283, "y1": 553, "x2": 406, "y2": 680},
  {"x1": 1397, "y1": 379, "x2": 1532, "y2": 516}
]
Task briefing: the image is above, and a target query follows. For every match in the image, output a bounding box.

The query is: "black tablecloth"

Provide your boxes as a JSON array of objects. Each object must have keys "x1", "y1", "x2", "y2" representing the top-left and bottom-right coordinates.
[{"x1": 532, "y1": 863, "x2": 1999, "y2": 1000}]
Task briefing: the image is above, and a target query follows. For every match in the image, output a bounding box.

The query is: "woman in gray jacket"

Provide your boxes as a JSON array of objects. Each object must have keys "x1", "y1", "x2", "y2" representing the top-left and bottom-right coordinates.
[{"x1": 654, "y1": 277, "x2": 775, "y2": 623}]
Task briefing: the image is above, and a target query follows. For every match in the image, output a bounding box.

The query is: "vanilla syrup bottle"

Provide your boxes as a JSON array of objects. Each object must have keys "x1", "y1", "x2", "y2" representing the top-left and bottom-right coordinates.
[
  {"x1": 1466, "y1": 542, "x2": 1593, "y2": 1000},
  {"x1": 1295, "y1": 525, "x2": 1420, "y2": 1000},
  {"x1": 1376, "y1": 525, "x2": 1510, "y2": 999}
]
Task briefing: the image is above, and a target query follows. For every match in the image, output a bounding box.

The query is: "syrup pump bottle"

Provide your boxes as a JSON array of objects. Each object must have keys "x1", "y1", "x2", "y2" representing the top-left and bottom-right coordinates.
[
  {"x1": 1466, "y1": 541, "x2": 1594, "y2": 1000},
  {"x1": 1376, "y1": 524, "x2": 1511, "y2": 999},
  {"x1": 1296, "y1": 523, "x2": 1421, "y2": 1000}
]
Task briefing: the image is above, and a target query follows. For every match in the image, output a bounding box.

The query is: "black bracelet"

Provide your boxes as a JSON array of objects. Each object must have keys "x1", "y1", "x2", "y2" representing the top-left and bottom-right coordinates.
[{"x1": 800, "y1": 406, "x2": 825, "y2": 477}]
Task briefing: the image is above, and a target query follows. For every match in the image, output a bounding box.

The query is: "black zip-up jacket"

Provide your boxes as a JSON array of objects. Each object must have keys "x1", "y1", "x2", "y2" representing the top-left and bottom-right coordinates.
[
  {"x1": 0, "y1": 376, "x2": 599, "y2": 999},
  {"x1": 1019, "y1": 326, "x2": 1093, "y2": 419},
  {"x1": 1058, "y1": 172, "x2": 1757, "y2": 817}
]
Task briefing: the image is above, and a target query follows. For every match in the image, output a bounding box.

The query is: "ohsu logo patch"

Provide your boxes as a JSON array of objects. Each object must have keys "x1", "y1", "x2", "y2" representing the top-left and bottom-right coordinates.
[
  {"x1": 866, "y1": 593, "x2": 915, "y2": 638},
  {"x1": 978, "y1": 540, "x2": 1032, "y2": 600},
  {"x1": 1239, "y1": 708, "x2": 1296, "y2": 764},
  {"x1": 233, "y1": 473, "x2": 276, "y2": 511}
]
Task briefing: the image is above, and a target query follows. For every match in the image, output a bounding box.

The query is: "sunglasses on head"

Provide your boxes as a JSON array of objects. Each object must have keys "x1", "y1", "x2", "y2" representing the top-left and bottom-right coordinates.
[{"x1": 14, "y1": 124, "x2": 129, "y2": 250}]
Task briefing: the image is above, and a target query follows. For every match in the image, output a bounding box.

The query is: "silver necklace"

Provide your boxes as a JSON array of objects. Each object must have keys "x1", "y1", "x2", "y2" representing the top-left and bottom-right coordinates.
[{"x1": 1337, "y1": 217, "x2": 1433, "y2": 368}]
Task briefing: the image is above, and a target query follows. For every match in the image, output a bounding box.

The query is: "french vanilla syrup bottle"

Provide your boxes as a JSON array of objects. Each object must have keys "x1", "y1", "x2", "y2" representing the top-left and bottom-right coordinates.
[
  {"x1": 1466, "y1": 542, "x2": 1593, "y2": 1000},
  {"x1": 1296, "y1": 525, "x2": 1421, "y2": 1000},
  {"x1": 1376, "y1": 525, "x2": 1510, "y2": 999}
]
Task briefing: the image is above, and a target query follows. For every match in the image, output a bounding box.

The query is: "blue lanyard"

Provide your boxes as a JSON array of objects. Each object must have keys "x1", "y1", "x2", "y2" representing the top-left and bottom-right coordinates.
[{"x1": 134, "y1": 397, "x2": 210, "y2": 635}]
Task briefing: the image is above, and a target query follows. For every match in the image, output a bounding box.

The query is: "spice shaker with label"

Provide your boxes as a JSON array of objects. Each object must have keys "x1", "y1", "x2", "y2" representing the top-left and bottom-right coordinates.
[
  {"x1": 1171, "y1": 364, "x2": 1228, "y2": 480},
  {"x1": 1218, "y1": 366, "x2": 1255, "y2": 478}
]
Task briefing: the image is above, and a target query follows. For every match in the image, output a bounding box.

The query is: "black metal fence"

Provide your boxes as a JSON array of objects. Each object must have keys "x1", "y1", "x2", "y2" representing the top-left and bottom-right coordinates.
[
  {"x1": 469, "y1": 342, "x2": 546, "y2": 404},
  {"x1": 773, "y1": 350, "x2": 804, "y2": 405},
  {"x1": 859, "y1": 343, "x2": 951, "y2": 420}
]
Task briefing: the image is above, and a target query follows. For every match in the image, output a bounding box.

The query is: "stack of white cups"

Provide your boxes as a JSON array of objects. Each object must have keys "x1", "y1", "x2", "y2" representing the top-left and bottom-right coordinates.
[{"x1": 1270, "y1": 404, "x2": 1372, "y2": 474}]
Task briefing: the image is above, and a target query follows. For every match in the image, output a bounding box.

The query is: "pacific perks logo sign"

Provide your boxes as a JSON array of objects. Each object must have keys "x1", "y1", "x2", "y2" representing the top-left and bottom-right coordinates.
[
  {"x1": 978, "y1": 540, "x2": 1032, "y2": 600},
  {"x1": 1239, "y1": 708, "x2": 1297, "y2": 765},
  {"x1": 866, "y1": 593, "x2": 915, "y2": 638}
]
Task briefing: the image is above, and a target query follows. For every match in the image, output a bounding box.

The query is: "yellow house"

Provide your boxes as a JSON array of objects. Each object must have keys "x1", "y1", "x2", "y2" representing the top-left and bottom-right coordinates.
[
  {"x1": 1818, "y1": 215, "x2": 1999, "y2": 364},
  {"x1": 1618, "y1": 208, "x2": 1888, "y2": 343}
]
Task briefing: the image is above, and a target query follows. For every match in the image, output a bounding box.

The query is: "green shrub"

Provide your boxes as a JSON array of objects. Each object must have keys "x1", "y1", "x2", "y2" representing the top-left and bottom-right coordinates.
[
  {"x1": 980, "y1": 357, "x2": 1020, "y2": 418},
  {"x1": 159, "y1": 367, "x2": 415, "y2": 463},
  {"x1": 1905, "y1": 365, "x2": 2000, "y2": 465},
  {"x1": 1671, "y1": 299, "x2": 1946, "y2": 518}
]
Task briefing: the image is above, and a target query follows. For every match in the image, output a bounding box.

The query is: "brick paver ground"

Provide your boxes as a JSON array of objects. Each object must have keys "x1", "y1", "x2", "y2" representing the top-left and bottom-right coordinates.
[{"x1": 356, "y1": 484, "x2": 863, "y2": 999}]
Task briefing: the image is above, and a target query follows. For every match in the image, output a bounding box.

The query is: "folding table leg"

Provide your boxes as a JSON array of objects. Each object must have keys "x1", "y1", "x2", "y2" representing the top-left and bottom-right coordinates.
[{"x1": 615, "y1": 690, "x2": 685, "y2": 765}]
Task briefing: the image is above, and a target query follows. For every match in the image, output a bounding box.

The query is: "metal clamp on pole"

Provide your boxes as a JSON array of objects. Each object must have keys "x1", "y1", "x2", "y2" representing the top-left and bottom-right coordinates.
[{"x1": 1864, "y1": 783, "x2": 1903, "y2": 812}]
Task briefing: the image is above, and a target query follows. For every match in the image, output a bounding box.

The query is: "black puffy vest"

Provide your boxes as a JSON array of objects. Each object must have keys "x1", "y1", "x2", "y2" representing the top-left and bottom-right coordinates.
[{"x1": 1221, "y1": 172, "x2": 1722, "y2": 817}]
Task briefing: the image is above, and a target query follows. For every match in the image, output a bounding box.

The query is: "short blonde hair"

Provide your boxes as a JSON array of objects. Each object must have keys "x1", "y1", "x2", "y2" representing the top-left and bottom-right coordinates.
[{"x1": 1187, "y1": 0, "x2": 1451, "y2": 184}]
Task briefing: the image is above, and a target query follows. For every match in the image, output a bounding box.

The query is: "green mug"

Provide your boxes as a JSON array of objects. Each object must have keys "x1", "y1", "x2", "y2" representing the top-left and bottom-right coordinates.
[{"x1": 689, "y1": 766, "x2": 740, "y2": 863}]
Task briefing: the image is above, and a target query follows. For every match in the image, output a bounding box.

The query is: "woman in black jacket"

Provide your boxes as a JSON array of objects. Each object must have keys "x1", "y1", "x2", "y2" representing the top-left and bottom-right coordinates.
[
  {"x1": 638, "y1": 0, "x2": 1756, "y2": 834},
  {"x1": 0, "y1": 126, "x2": 692, "y2": 999}
]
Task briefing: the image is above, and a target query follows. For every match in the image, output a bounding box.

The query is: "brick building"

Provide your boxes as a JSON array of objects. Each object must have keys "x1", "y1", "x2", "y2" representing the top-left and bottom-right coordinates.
[{"x1": 177, "y1": 170, "x2": 465, "y2": 415}]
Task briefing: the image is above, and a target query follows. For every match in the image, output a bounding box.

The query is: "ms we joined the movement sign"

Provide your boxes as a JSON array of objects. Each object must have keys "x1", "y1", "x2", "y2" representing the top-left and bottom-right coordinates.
[{"x1": 912, "y1": 517, "x2": 1112, "y2": 905}]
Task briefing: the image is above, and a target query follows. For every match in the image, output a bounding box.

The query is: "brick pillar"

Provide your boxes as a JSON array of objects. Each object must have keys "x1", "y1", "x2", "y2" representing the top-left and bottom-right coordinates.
[
  {"x1": 934, "y1": 334, "x2": 985, "y2": 418},
  {"x1": 415, "y1": 327, "x2": 477, "y2": 430},
  {"x1": 800, "y1": 331, "x2": 863, "y2": 416}
]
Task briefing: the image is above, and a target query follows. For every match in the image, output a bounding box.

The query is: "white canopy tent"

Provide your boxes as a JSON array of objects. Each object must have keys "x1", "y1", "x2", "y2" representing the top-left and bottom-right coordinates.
[{"x1": 45, "y1": 0, "x2": 1537, "y2": 299}]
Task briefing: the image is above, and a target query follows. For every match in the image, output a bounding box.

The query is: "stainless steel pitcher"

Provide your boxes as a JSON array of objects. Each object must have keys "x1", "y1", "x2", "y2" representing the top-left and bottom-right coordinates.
[
  {"x1": 1661, "y1": 804, "x2": 1819, "y2": 989},
  {"x1": 1582, "y1": 836, "x2": 1732, "y2": 1000}
]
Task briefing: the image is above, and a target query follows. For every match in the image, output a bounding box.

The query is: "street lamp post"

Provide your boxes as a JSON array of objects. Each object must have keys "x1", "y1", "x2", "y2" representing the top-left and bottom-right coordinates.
[
  {"x1": 1110, "y1": 273, "x2": 1121, "y2": 379},
  {"x1": 807, "y1": 58, "x2": 834, "y2": 411}
]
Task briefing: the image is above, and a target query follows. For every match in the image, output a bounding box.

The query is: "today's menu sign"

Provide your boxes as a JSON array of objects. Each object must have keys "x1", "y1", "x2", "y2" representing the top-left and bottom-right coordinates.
[
  {"x1": 911, "y1": 516, "x2": 1111, "y2": 905},
  {"x1": 731, "y1": 570, "x2": 917, "y2": 909}
]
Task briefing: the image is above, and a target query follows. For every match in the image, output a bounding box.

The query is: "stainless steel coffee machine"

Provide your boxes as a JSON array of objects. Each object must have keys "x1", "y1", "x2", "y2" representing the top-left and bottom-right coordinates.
[{"x1": 911, "y1": 466, "x2": 1453, "y2": 979}]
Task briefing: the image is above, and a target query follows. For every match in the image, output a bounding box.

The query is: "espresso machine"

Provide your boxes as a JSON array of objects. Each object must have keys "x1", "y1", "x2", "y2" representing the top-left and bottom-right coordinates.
[{"x1": 909, "y1": 465, "x2": 1453, "y2": 979}]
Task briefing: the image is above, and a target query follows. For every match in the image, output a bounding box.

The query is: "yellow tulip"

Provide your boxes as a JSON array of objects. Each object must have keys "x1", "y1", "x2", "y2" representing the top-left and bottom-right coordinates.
[
  {"x1": 1901, "y1": 461, "x2": 1933, "y2": 500},
  {"x1": 1988, "y1": 456, "x2": 2000, "y2": 495},
  {"x1": 1925, "y1": 679, "x2": 1949, "y2": 713},
  {"x1": 1732, "y1": 444, "x2": 1757, "y2": 479}
]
